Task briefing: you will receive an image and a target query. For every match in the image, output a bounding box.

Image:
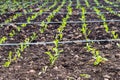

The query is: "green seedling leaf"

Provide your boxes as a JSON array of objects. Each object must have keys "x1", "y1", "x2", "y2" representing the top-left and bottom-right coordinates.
[
  {"x1": 85, "y1": 0, "x2": 90, "y2": 7},
  {"x1": 30, "y1": 32, "x2": 37, "y2": 41},
  {"x1": 21, "y1": 24, "x2": 26, "y2": 27},
  {"x1": 94, "y1": 56, "x2": 108, "y2": 65},
  {"x1": 17, "y1": 26, "x2": 21, "y2": 31},
  {"x1": 8, "y1": 51, "x2": 12, "y2": 60},
  {"x1": 59, "y1": 49, "x2": 63, "y2": 53},
  {"x1": 52, "y1": 47, "x2": 58, "y2": 53},
  {"x1": 39, "y1": 10, "x2": 43, "y2": 15},
  {"x1": 16, "y1": 50, "x2": 21, "y2": 58},
  {"x1": 3, "y1": 61, "x2": 11, "y2": 67},
  {"x1": 59, "y1": 33, "x2": 63, "y2": 40},
  {"x1": 95, "y1": 50, "x2": 100, "y2": 56},
  {"x1": 45, "y1": 51, "x2": 54, "y2": 61},
  {"x1": 39, "y1": 28, "x2": 44, "y2": 33},
  {"x1": 13, "y1": 55, "x2": 17, "y2": 61},
  {"x1": 45, "y1": 51, "x2": 56, "y2": 65},
  {"x1": 9, "y1": 30, "x2": 15, "y2": 37},
  {"x1": 94, "y1": 56, "x2": 102, "y2": 65},
  {"x1": 56, "y1": 33, "x2": 63, "y2": 40},
  {"x1": 111, "y1": 31, "x2": 118, "y2": 39},
  {"x1": 0, "y1": 36, "x2": 7, "y2": 43},
  {"x1": 25, "y1": 38, "x2": 30, "y2": 43},
  {"x1": 88, "y1": 30, "x2": 91, "y2": 35},
  {"x1": 40, "y1": 21, "x2": 45, "y2": 27},
  {"x1": 80, "y1": 73, "x2": 91, "y2": 78},
  {"x1": 103, "y1": 22, "x2": 109, "y2": 32},
  {"x1": 53, "y1": 39, "x2": 59, "y2": 48},
  {"x1": 3, "y1": 51, "x2": 13, "y2": 67},
  {"x1": 19, "y1": 44, "x2": 24, "y2": 52}
]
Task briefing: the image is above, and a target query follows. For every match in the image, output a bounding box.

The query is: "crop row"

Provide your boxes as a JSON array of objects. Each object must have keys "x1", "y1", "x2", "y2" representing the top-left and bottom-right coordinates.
[{"x1": 0, "y1": 0, "x2": 120, "y2": 67}]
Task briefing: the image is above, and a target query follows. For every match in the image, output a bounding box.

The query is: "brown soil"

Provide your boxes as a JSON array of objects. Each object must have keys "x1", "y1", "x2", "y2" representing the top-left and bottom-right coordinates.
[{"x1": 0, "y1": 0, "x2": 120, "y2": 80}]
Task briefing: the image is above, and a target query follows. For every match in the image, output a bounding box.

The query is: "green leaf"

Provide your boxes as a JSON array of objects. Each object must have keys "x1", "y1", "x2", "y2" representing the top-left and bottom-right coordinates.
[
  {"x1": 16, "y1": 50, "x2": 21, "y2": 58},
  {"x1": 95, "y1": 50, "x2": 100, "y2": 56},
  {"x1": 59, "y1": 49, "x2": 63, "y2": 53},
  {"x1": 53, "y1": 39, "x2": 59, "y2": 47},
  {"x1": 3, "y1": 61, "x2": 11, "y2": 67},
  {"x1": 45, "y1": 52, "x2": 53, "y2": 60},
  {"x1": 8, "y1": 51, "x2": 12, "y2": 61},
  {"x1": 39, "y1": 28, "x2": 44, "y2": 33},
  {"x1": 80, "y1": 73, "x2": 91, "y2": 78},
  {"x1": 59, "y1": 33, "x2": 63, "y2": 40},
  {"x1": 94, "y1": 56, "x2": 102, "y2": 65}
]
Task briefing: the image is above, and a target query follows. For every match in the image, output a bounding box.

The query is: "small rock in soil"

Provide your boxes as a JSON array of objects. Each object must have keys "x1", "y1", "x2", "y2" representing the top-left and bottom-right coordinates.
[
  {"x1": 104, "y1": 44, "x2": 112, "y2": 49},
  {"x1": 103, "y1": 75, "x2": 111, "y2": 79},
  {"x1": 53, "y1": 66, "x2": 58, "y2": 71},
  {"x1": 104, "y1": 78, "x2": 109, "y2": 80},
  {"x1": 115, "y1": 54, "x2": 120, "y2": 58},
  {"x1": 27, "y1": 69, "x2": 36, "y2": 73}
]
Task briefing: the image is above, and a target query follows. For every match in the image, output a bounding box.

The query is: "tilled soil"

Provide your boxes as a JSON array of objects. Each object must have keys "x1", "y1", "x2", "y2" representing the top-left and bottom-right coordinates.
[{"x1": 0, "y1": 0, "x2": 120, "y2": 80}]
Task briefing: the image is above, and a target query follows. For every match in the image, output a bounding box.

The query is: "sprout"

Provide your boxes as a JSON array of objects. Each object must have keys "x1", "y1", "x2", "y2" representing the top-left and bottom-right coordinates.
[
  {"x1": 3, "y1": 51, "x2": 13, "y2": 67},
  {"x1": 85, "y1": 43, "x2": 108, "y2": 65}
]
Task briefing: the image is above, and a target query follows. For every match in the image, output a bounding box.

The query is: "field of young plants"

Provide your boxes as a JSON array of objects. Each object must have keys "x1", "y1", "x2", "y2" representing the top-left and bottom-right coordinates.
[{"x1": 0, "y1": 0, "x2": 120, "y2": 79}]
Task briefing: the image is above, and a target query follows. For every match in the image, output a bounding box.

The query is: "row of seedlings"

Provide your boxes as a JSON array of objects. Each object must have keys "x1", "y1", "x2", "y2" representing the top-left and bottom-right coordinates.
[
  {"x1": 45, "y1": 0, "x2": 72, "y2": 65},
  {"x1": 3, "y1": 32, "x2": 37, "y2": 67},
  {"x1": 39, "y1": 0, "x2": 65, "y2": 33},
  {"x1": 79, "y1": 6, "x2": 108, "y2": 65},
  {"x1": 26, "y1": 1, "x2": 49, "y2": 23},
  {"x1": 0, "y1": 0, "x2": 40, "y2": 15},
  {"x1": 3, "y1": 0, "x2": 65, "y2": 67},
  {"x1": 0, "y1": 0, "x2": 49, "y2": 44},
  {"x1": 93, "y1": 6, "x2": 120, "y2": 46}
]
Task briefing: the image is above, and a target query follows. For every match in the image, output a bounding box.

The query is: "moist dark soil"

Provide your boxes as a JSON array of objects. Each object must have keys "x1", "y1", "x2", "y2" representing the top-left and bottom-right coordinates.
[{"x1": 0, "y1": 0, "x2": 120, "y2": 80}]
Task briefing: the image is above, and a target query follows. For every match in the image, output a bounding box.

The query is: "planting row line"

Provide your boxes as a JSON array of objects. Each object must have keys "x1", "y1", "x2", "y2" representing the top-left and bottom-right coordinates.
[
  {"x1": 0, "y1": 0, "x2": 65, "y2": 44},
  {"x1": 0, "y1": 0, "x2": 120, "y2": 23},
  {"x1": 0, "y1": 0, "x2": 120, "y2": 15},
  {"x1": 0, "y1": 0, "x2": 42, "y2": 15},
  {"x1": 0, "y1": 0, "x2": 120, "y2": 44},
  {"x1": 1, "y1": 0, "x2": 120, "y2": 67},
  {"x1": 1, "y1": 0, "x2": 66, "y2": 67}
]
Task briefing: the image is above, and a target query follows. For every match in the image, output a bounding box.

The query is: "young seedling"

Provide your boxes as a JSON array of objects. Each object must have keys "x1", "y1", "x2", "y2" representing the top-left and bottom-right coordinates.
[
  {"x1": 30, "y1": 32, "x2": 37, "y2": 41},
  {"x1": 94, "y1": 0, "x2": 100, "y2": 6},
  {"x1": 45, "y1": 39, "x2": 63, "y2": 65},
  {"x1": 85, "y1": 0, "x2": 90, "y2": 7},
  {"x1": 3, "y1": 51, "x2": 13, "y2": 67},
  {"x1": 9, "y1": 30, "x2": 16, "y2": 37},
  {"x1": 21, "y1": 23, "x2": 27, "y2": 28},
  {"x1": 80, "y1": 23, "x2": 91, "y2": 39},
  {"x1": 80, "y1": 73, "x2": 91, "y2": 78},
  {"x1": 56, "y1": 33, "x2": 63, "y2": 40},
  {"x1": 85, "y1": 43, "x2": 108, "y2": 65},
  {"x1": 111, "y1": 31, "x2": 118, "y2": 39},
  {"x1": 0, "y1": 36, "x2": 7, "y2": 44},
  {"x1": 39, "y1": 21, "x2": 47, "y2": 33}
]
